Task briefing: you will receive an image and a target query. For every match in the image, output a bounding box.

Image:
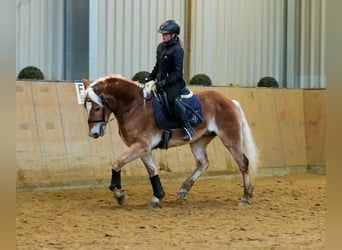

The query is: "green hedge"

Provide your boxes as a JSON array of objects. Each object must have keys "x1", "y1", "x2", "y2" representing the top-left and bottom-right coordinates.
[
  {"x1": 17, "y1": 66, "x2": 45, "y2": 80},
  {"x1": 189, "y1": 74, "x2": 212, "y2": 86},
  {"x1": 132, "y1": 71, "x2": 150, "y2": 83},
  {"x1": 257, "y1": 76, "x2": 279, "y2": 88}
]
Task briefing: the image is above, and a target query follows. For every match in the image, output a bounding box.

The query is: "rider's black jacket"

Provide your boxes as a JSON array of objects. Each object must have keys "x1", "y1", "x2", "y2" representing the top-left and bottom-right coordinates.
[{"x1": 149, "y1": 37, "x2": 186, "y2": 105}]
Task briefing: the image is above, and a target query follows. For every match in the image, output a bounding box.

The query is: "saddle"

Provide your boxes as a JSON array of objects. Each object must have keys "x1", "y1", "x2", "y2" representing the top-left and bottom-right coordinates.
[{"x1": 152, "y1": 89, "x2": 203, "y2": 149}]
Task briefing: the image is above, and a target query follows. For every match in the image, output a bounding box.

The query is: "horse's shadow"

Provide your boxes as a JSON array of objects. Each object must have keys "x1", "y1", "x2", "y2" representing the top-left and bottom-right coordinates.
[{"x1": 99, "y1": 197, "x2": 245, "y2": 211}]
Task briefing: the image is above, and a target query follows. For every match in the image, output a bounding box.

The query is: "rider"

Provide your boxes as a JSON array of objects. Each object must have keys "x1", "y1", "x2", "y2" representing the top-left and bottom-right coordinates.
[{"x1": 146, "y1": 19, "x2": 194, "y2": 141}]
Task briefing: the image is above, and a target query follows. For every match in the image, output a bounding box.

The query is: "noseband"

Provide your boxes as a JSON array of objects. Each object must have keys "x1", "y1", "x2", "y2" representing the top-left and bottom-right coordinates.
[{"x1": 87, "y1": 95, "x2": 110, "y2": 124}]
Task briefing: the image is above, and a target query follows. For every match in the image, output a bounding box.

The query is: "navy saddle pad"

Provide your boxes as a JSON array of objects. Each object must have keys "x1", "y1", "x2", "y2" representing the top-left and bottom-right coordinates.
[{"x1": 151, "y1": 93, "x2": 203, "y2": 130}]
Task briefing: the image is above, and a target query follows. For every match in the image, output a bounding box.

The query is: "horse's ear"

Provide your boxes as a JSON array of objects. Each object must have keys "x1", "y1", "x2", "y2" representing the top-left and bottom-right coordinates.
[{"x1": 83, "y1": 79, "x2": 89, "y2": 89}]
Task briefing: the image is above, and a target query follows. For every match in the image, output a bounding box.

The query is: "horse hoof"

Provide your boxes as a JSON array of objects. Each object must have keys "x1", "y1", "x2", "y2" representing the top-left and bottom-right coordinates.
[
  {"x1": 149, "y1": 196, "x2": 162, "y2": 208},
  {"x1": 177, "y1": 190, "x2": 188, "y2": 200},
  {"x1": 239, "y1": 198, "x2": 251, "y2": 206},
  {"x1": 112, "y1": 188, "x2": 127, "y2": 205},
  {"x1": 116, "y1": 194, "x2": 127, "y2": 205},
  {"x1": 150, "y1": 201, "x2": 162, "y2": 208}
]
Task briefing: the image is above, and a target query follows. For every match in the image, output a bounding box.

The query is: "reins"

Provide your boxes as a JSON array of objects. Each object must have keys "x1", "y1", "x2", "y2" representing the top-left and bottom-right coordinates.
[
  {"x1": 87, "y1": 89, "x2": 151, "y2": 124},
  {"x1": 113, "y1": 90, "x2": 151, "y2": 119}
]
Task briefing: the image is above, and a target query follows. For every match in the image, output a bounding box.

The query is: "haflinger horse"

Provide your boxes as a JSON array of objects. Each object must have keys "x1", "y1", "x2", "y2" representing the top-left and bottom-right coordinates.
[{"x1": 82, "y1": 74, "x2": 259, "y2": 208}]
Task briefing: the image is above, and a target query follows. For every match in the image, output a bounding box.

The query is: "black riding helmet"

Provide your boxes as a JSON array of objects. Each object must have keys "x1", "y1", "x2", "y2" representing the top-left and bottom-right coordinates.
[{"x1": 158, "y1": 20, "x2": 180, "y2": 34}]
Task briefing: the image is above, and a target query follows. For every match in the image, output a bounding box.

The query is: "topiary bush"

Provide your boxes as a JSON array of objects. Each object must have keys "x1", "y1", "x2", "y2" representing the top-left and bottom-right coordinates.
[
  {"x1": 189, "y1": 74, "x2": 212, "y2": 86},
  {"x1": 132, "y1": 71, "x2": 150, "y2": 83},
  {"x1": 17, "y1": 66, "x2": 45, "y2": 80},
  {"x1": 257, "y1": 76, "x2": 279, "y2": 88}
]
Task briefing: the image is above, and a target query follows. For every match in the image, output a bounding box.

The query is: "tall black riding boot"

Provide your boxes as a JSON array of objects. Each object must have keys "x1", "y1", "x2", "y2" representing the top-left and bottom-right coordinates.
[{"x1": 174, "y1": 98, "x2": 194, "y2": 141}]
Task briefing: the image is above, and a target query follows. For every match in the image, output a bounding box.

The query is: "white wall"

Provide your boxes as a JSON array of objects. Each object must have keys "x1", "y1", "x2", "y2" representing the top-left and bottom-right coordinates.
[
  {"x1": 16, "y1": 0, "x2": 326, "y2": 88},
  {"x1": 16, "y1": 0, "x2": 64, "y2": 80},
  {"x1": 190, "y1": 0, "x2": 286, "y2": 86},
  {"x1": 90, "y1": 0, "x2": 185, "y2": 81}
]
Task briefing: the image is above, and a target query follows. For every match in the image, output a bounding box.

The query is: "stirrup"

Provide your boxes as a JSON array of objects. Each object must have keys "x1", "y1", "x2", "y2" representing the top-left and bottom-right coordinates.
[{"x1": 183, "y1": 127, "x2": 193, "y2": 141}]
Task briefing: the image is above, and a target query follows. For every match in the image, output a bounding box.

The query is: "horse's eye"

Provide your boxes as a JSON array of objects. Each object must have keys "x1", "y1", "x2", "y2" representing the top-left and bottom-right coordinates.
[{"x1": 94, "y1": 107, "x2": 101, "y2": 112}]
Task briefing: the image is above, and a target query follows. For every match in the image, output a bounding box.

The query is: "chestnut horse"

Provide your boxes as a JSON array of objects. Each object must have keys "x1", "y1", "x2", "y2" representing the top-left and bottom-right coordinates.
[{"x1": 82, "y1": 74, "x2": 259, "y2": 207}]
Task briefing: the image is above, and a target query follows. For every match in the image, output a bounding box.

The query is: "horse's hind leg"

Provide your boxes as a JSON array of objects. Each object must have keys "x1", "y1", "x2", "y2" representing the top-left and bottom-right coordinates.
[
  {"x1": 228, "y1": 146, "x2": 254, "y2": 205},
  {"x1": 178, "y1": 135, "x2": 214, "y2": 199}
]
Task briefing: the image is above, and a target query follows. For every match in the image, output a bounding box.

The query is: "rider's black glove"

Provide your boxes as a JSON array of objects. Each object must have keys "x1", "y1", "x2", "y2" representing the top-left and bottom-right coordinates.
[{"x1": 155, "y1": 80, "x2": 166, "y2": 89}]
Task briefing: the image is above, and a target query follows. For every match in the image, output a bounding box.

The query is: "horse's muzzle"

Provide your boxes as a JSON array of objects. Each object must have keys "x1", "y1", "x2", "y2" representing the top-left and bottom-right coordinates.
[
  {"x1": 89, "y1": 124, "x2": 106, "y2": 138},
  {"x1": 89, "y1": 132, "x2": 100, "y2": 139}
]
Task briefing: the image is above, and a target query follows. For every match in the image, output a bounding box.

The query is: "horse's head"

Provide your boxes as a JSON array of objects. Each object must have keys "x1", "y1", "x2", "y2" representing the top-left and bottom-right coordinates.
[
  {"x1": 83, "y1": 74, "x2": 148, "y2": 138},
  {"x1": 82, "y1": 78, "x2": 114, "y2": 138}
]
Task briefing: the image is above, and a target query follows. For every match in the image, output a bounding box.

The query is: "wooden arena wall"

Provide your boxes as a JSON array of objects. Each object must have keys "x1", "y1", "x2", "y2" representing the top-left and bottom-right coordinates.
[{"x1": 16, "y1": 81, "x2": 326, "y2": 189}]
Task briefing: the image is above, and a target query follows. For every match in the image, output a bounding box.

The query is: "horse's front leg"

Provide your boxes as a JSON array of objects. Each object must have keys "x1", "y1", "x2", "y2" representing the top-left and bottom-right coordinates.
[
  {"x1": 109, "y1": 169, "x2": 127, "y2": 205},
  {"x1": 141, "y1": 153, "x2": 165, "y2": 208},
  {"x1": 109, "y1": 143, "x2": 148, "y2": 206}
]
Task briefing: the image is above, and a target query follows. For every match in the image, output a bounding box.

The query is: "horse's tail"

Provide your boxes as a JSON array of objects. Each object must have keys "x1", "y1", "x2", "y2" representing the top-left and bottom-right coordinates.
[{"x1": 232, "y1": 100, "x2": 259, "y2": 175}]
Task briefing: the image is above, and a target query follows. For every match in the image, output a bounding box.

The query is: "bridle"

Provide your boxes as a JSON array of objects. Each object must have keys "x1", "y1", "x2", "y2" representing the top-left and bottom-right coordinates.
[
  {"x1": 86, "y1": 95, "x2": 112, "y2": 124},
  {"x1": 86, "y1": 89, "x2": 151, "y2": 124}
]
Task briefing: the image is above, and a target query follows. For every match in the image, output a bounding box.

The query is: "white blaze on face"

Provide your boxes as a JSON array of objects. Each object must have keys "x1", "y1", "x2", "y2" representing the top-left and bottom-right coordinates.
[{"x1": 86, "y1": 101, "x2": 92, "y2": 114}]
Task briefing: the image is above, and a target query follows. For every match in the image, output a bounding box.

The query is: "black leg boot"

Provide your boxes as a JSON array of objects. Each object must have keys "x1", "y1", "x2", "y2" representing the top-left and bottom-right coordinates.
[
  {"x1": 174, "y1": 98, "x2": 194, "y2": 141},
  {"x1": 109, "y1": 169, "x2": 127, "y2": 205},
  {"x1": 149, "y1": 175, "x2": 165, "y2": 199},
  {"x1": 109, "y1": 169, "x2": 121, "y2": 191},
  {"x1": 149, "y1": 175, "x2": 165, "y2": 208}
]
